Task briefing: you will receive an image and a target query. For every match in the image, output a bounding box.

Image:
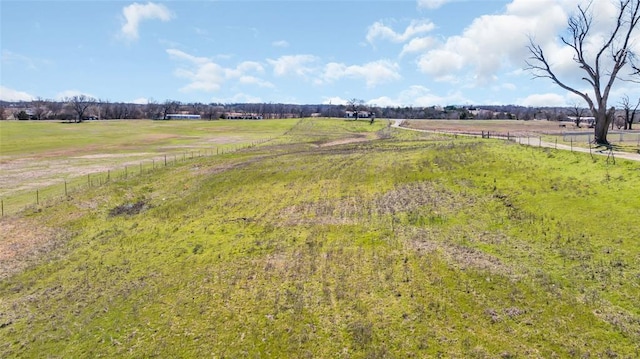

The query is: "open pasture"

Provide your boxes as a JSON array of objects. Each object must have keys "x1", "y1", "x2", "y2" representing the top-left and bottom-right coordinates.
[
  {"x1": 1, "y1": 118, "x2": 640, "y2": 357},
  {"x1": 0, "y1": 119, "x2": 296, "y2": 211},
  {"x1": 402, "y1": 119, "x2": 591, "y2": 136}
]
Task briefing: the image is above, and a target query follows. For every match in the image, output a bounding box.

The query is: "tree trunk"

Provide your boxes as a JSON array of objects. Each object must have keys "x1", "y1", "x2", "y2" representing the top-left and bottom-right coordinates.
[{"x1": 594, "y1": 107, "x2": 615, "y2": 145}]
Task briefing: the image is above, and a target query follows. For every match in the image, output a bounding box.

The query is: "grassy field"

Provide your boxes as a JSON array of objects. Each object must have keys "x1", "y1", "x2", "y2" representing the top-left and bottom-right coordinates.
[
  {"x1": 1, "y1": 118, "x2": 640, "y2": 357},
  {"x1": 0, "y1": 119, "x2": 296, "y2": 213},
  {"x1": 401, "y1": 119, "x2": 640, "y2": 153}
]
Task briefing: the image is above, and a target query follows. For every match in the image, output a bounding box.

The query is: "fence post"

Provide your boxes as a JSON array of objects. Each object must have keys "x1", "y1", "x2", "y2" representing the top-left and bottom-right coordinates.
[
  {"x1": 1, "y1": 199, "x2": 3, "y2": 217},
  {"x1": 164, "y1": 155, "x2": 167, "y2": 166},
  {"x1": 64, "y1": 180, "x2": 68, "y2": 197},
  {"x1": 571, "y1": 138, "x2": 573, "y2": 152},
  {"x1": 36, "y1": 189, "x2": 39, "y2": 205}
]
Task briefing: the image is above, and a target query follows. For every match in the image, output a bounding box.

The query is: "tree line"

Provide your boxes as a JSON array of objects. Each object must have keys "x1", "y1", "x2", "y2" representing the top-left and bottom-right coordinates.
[{"x1": 1, "y1": 96, "x2": 638, "y2": 130}]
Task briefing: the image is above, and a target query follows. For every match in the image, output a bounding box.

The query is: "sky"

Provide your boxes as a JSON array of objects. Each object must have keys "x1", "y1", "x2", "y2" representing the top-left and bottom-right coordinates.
[{"x1": 1, "y1": 0, "x2": 639, "y2": 108}]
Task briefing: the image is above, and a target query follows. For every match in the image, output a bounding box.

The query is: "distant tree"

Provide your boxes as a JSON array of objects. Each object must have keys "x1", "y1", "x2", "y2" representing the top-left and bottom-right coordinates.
[
  {"x1": 47, "y1": 100, "x2": 63, "y2": 119},
  {"x1": 145, "y1": 100, "x2": 162, "y2": 119},
  {"x1": 620, "y1": 95, "x2": 640, "y2": 130},
  {"x1": 347, "y1": 98, "x2": 364, "y2": 119},
  {"x1": 526, "y1": 0, "x2": 640, "y2": 145},
  {"x1": 16, "y1": 110, "x2": 30, "y2": 120},
  {"x1": 0, "y1": 105, "x2": 6, "y2": 120},
  {"x1": 66, "y1": 95, "x2": 96, "y2": 123},
  {"x1": 32, "y1": 97, "x2": 48, "y2": 120},
  {"x1": 568, "y1": 103, "x2": 587, "y2": 127},
  {"x1": 190, "y1": 102, "x2": 206, "y2": 117},
  {"x1": 161, "y1": 100, "x2": 180, "y2": 120}
]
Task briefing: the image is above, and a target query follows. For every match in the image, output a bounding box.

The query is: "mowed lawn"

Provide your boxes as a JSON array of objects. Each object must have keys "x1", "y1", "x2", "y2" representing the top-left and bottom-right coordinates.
[{"x1": 1, "y1": 118, "x2": 639, "y2": 358}]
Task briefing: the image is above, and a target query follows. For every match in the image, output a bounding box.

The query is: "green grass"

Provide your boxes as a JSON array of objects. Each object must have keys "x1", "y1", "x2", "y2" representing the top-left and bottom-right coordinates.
[
  {"x1": 0, "y1": 119, "x2": 295, "y2": 157},
  {"x1": 0, "y1": 119, "x2": 298, "y2": 213},
  {"x1": 1, "y1": 118, "x2": 639, "y2": 357}
]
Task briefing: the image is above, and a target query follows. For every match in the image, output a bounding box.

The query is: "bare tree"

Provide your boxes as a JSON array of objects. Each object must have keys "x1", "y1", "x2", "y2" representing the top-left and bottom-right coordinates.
[
  {"x1": 161, "y1": 100, "x2": 180, "y2": 120},
  {"x1": 347, "y1": 98, "x2": 364, "y2": 119},
  {"x1": 526, "y1": 0, "x2": 640, "y2": 145},
  {"x1": 66, "y1": 95, "x2": 96, "y2": 123},
  {"x1": 32, "y1": 97, "x2": 48, "y2": 120},
  {"x1": 47, "y1": 100, "x2": 63, "y2": 120},
  {"x1": 568, "y1": 103, "x2": 587, "y2": 127},
  {"x1": 620, "y1": 95, "x2": 640, "y2": 129}
]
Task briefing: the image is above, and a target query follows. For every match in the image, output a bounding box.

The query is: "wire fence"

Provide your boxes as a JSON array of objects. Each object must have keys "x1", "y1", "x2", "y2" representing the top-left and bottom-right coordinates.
[
  {"x1": 1, "y1": 139, "x2": 272, "y2": 217},
  {"x1": 562, "y1": 132, "x2": 640, "y2": 145}
]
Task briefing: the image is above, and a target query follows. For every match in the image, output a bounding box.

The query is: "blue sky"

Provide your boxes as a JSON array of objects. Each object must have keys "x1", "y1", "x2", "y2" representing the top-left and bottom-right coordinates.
[{"x1": 1, "y1": 0, "x2": 639, "y2": 107}]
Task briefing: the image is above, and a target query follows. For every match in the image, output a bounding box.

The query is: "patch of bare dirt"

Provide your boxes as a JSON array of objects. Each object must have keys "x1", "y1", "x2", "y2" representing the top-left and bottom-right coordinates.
[
  {"x1": 0, "y1": 218, "x2": 68, "y2": 279},
  {"x1": 318, "y1": 134, "x2": 371, "y2": 147}
]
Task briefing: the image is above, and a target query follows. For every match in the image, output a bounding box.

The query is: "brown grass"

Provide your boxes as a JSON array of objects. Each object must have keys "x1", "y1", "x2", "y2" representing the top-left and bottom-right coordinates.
[
  {"x1": 0, "y1": 217, "x2": 68, "y2": 279},
  {"x1": 402, "y1": 119, "x2": 593, "y2": 136}
]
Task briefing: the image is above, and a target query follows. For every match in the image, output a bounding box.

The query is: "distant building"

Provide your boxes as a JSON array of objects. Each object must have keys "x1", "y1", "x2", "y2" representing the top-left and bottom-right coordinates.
[
  {"x1": 223, "y1": 112, "x2": 263, "y2": 119},
  {"x1": 165, "y1": 114, "x2": 201, "y2": 120},
  {"x1": 345, "y1": 111, "x2": 371, "y2": 118}
]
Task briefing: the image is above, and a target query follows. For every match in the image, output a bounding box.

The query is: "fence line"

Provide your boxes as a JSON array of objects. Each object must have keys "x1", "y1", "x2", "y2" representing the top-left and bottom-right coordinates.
[{"x1": 0, "y1": 138, "x2": 273, "y2": 217}]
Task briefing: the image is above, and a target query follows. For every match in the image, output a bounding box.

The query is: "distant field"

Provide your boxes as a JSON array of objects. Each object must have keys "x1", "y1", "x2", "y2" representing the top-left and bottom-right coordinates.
[
  {"x1": 403, "y1": 119, "x2": 640, "y2": 153},
  {"x1": 402, "y1": 119, "x2": 592, "y2": 135},
  {"x1": 0, "y1": 119, "x2": 297, "y2": 206},
  {"x1": 1, "y1": 118, "x2": 639, "y2": 357}
]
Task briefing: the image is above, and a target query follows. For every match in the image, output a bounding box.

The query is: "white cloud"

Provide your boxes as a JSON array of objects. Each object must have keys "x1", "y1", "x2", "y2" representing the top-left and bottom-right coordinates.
[
  {"x1": 0, "y1": 86, "x2": 34, "y2": 101},
  {"x1": 367, "y1": 85, "x2": 470, "y2": 107},
  {"x1": 321, "y1": 60, "x2": 401, "y2": 87},
  {"x1": 267, "y1": 55, "x2": 319, "y2": 77},
  {"x1": 415, "y1": 0, "x2": 639, "y2": 93},
  {"x1": 131, "y1": 97, "x2": 149, "y2": 104},
  {"x1": 366, "y1": 20, "x2": 435, "y2": 44},
  {"x1": 400, "y1": 37, "x2": 435, "y2": 57},
  {"x1": 415, "y1": 0, "x2": 570, "y2": 85},
  {"x1": 120, "y1": 2, "x2": 173, "y2": 41},
  {"x1": 417, "y1": 0, "x2": 452, "y2": 10},
  {"x1": 518, "y1": 93, "x2": 568, "y2": 107},
  {"x1": 167, "y1": 49, "x2": 273, "y2": 92},
  {"x1": 272, "y1": 40, "x2": 290, "y2": 48}
]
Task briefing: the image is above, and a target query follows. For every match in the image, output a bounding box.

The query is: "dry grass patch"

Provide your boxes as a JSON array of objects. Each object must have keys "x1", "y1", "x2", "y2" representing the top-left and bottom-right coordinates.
[
  {"x1": 0, "y1": 218, "x2": 68, "y2": 279},
  {"x1": 404, "y1": 227, "x2": 519, "y2": 280}
]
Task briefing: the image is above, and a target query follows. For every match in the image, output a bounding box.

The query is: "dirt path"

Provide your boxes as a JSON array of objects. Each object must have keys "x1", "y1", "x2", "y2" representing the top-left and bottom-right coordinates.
[{"x1": 392, "y1": 119, "x2": 640, "y2": 162}]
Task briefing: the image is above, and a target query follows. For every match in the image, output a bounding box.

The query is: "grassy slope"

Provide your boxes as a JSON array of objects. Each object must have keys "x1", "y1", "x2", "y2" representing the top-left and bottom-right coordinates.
[{"x1": 1, "y1": 119, "x2": 639, "y2": 358}]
